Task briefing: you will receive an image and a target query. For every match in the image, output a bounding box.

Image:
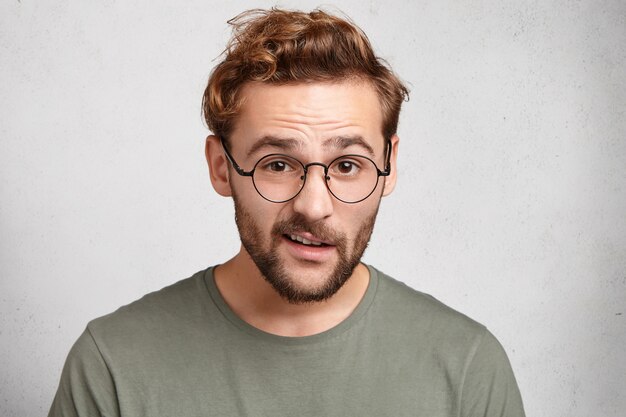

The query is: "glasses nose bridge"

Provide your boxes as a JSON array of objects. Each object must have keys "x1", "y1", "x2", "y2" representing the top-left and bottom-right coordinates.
[{"x1": 302, "y1": 161, "x2": 330, "y2": 180}]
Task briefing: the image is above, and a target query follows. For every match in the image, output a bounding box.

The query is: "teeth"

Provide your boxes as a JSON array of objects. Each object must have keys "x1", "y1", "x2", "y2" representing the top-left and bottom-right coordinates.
[{"x1": 289, "y1": 234, "x2": 323, "y2": 246}]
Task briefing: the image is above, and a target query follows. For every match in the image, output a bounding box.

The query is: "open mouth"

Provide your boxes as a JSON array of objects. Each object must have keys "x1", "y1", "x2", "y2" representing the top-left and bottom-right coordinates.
[{"x1": 285, "y1": 234, "x2": 330, "y2": 247}]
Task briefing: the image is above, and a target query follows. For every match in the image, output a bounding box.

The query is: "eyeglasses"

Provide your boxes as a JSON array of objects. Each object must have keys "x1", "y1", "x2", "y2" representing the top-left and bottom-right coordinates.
[{"x1": 221, "y1": 138, "x2": 392, "y2": 204}]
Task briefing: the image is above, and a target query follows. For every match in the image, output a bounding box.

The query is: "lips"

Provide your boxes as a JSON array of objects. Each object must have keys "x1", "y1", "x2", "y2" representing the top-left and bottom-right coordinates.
[
  {"x1": 272, "y1": 215, "x2": 342, "y2": 262},
  {"x1": 278, "y1": 230, "x2": 336, "y2": 263},
  {"x1": 285, "y1": 232, "x2": 332, "y2": 247}
]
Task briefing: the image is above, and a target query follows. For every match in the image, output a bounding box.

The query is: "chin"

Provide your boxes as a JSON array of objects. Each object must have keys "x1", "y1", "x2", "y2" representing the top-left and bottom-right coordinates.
[{"x1": 260, "y1": 259, "x2": 357, "y2": 304}]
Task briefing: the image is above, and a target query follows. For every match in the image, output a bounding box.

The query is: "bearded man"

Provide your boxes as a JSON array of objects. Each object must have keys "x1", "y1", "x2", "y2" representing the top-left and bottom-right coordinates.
[{"x1": 49, "y1": 8, "x2": 525, "y2": 417}]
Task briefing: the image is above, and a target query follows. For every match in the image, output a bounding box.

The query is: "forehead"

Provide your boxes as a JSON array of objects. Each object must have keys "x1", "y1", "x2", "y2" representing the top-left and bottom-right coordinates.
[{"x1": 230, "y1": 81, "x2": 385, "y2": 152}]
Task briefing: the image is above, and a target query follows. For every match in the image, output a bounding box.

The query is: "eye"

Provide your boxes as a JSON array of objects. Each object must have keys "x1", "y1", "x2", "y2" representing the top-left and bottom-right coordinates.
[
  {"x1": 330, "y1": 158, "x2": 361, "y2": 176},
  {"x1": 267, "y1": 160, "x2": 290, "y2": 172},
  {"x1": 257, "y1": 156, "x2": 299, "y2": 174}
]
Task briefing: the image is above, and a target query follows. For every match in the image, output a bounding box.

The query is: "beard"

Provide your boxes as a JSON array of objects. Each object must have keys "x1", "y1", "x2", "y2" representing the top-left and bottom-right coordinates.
[{"x1": 232, "y1": 195, "x2": 380, "y2": 304}]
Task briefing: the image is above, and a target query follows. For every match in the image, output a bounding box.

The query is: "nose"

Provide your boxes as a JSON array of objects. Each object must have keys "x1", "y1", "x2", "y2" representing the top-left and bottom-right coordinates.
[{"x1": 292, "y1": 164, "x2": 334, "y2": 221}]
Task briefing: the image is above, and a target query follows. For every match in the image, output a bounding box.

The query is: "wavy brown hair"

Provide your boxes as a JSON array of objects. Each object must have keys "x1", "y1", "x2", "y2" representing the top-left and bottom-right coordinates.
[{"x1": 202, "y1": 8, "x2": 409, "y2": 143}]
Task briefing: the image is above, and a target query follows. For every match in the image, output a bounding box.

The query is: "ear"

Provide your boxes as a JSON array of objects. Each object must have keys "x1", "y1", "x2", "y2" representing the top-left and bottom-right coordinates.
[
  {"x1": 382, "y1": 134, "x2": 399, "y2": 197},
  {"x1": 205, "y1": 135, "x2": 232, "y2": 197}
]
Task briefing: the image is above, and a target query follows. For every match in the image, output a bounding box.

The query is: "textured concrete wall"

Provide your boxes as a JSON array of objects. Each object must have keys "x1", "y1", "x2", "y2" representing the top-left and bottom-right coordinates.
[{"x1": 1, "y1": 1, "x2": 625, "y2": 416}]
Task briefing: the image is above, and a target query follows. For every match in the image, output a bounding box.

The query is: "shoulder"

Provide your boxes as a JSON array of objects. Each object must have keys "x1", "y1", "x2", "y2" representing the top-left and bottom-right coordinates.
[
  {"x1": 365, "y1": 266, "x2": 525, "y2": 411},
  {"x1": 85, "y1": 268, "x2": 214, "y2": 352},
  {"x1": 371, "y1": 266, "x2": 485, "y2": 332},
  {"x1": 367, "y1": 266, "x2": 489, "y2": 354}
]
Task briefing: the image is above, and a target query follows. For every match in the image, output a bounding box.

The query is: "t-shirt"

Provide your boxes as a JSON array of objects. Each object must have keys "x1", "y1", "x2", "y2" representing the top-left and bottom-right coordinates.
[{"x1": 49, "y1": 265, "x2": 525, "y2": 417}]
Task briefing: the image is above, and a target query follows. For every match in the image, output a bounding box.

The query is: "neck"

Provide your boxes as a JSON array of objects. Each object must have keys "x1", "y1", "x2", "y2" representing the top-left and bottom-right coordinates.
[{"x1": 213, "y1": 246, "x2": 370, "y2": 337}]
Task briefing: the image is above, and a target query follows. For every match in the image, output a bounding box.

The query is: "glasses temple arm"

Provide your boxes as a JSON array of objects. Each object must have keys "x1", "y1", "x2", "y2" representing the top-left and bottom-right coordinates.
[
  {"x1": 220, "y1": 137, "x2": 253, "y2": 177},
  {"x1": 380, "y1": 139, "x2": 393, "y2": 176}
]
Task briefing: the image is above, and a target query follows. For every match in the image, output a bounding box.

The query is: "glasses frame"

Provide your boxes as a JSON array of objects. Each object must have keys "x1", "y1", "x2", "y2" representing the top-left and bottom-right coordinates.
[{"x1": 220, "y1": 137, "x2": 393, "y2": 204}]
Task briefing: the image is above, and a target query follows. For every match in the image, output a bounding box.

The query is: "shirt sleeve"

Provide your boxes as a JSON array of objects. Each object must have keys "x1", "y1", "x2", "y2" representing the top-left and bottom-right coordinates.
[
  {"x1": 48, "y1": 328, "x2": 120, "y2": 417},
  {"x1": 459, "y1": 328, "x2": 526, "y2": 417}
]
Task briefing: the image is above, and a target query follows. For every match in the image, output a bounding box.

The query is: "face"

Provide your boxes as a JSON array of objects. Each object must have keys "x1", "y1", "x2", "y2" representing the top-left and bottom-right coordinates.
[{"x1": 211, "y1": 81, "x2": 398, "y2": 304}]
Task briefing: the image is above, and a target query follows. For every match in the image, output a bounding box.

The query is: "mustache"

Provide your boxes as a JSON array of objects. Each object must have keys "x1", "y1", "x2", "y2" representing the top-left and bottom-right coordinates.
[{"x1": 271, "y1": 214, "x2": 345, "y2": 245}]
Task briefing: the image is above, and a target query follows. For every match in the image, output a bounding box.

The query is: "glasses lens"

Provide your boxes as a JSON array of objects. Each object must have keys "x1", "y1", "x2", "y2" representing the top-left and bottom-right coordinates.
[
  {"x1": 252, "y1": 154, "x2": 305, "y2": 202},
  {"x1": 326, "y1": 155, "x2": 380, "y2": 203}
]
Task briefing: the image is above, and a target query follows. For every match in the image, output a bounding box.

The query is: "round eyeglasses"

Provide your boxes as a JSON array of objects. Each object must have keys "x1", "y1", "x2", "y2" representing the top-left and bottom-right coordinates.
[{"x1": 221, "y1": 139, "x2": 392, "y2": 204}]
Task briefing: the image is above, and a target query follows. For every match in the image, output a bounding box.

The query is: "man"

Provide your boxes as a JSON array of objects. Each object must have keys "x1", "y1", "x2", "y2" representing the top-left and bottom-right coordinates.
[{"x1": 49, "y1": 8, "x2": 525, "y2": 417}]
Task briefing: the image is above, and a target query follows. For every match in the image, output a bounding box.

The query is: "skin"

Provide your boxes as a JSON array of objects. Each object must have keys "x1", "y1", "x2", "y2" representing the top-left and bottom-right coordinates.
[{"x1": 205, "y1": 80, "x2": 399, "y2": 337}]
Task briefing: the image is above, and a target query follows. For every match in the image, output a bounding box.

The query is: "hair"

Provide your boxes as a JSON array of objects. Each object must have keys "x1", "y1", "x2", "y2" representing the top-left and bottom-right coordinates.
[{"x1": 202, "y1": 8, "x2": 409, "y2": 143}]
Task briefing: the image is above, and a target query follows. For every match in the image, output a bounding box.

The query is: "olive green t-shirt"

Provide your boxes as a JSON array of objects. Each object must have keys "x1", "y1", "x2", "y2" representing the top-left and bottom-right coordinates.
[{"x1": 49, "y1": 265, "x2": 525, "y2": 416}]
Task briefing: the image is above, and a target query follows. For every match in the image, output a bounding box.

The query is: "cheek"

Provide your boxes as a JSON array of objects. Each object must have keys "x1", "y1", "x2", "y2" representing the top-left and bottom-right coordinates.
[
  {"x1": 231, "y1": 176, "x2": 268, "y2": 210},
  {"x1": 236, "y1": 194, "x2": 283, "y2": 231},
  {"x1": 339, "y1": 202, "x2": 380, "y2": 235}
]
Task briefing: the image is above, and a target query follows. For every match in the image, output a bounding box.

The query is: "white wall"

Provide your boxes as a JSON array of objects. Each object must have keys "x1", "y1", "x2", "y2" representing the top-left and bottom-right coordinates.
[{"x1": 1, "y1": 1, "x2": 624, "y2": 416}]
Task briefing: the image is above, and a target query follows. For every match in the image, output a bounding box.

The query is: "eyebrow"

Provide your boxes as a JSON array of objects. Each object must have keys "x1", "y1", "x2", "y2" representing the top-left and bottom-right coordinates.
[
  {"x1": 246, "y1": 135, "x2": 376, "y2": 158},
  {"x1": 322, "y1": 136, "x2": 375, "y2": 158},
  {"x1": 246, "y1": 136, "x2": 302, "y2": 157}
]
